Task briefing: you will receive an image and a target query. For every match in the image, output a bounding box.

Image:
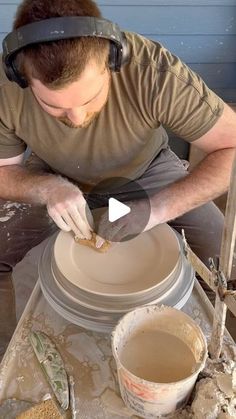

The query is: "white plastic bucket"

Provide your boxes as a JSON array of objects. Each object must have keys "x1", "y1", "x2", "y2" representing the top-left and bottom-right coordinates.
[{"x1": 111, "y1": 305, "x2": 207, "y2": 418}]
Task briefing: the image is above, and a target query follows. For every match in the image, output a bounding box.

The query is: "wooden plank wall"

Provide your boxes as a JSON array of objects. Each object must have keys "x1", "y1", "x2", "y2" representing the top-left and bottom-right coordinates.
[{"x1": 0, "y1": 0, "x2": 235, "y2": 157}]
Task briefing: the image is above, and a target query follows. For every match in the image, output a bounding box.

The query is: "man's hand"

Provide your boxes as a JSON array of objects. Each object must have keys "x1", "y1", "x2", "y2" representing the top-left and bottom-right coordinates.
[
  {"x1": 95, "y1": 198, "x2": 154, "y2": 246},
  {"x1": 45, "y1": 177, "x2": 93, "y2": 239},
  {"x1": 0, "y1": 163, "x2": 93, "y2": 239}
]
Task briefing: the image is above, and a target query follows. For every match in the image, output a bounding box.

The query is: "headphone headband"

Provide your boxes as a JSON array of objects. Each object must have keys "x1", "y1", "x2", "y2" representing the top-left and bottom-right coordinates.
[
  {"x1": 2, "y1": 16, "x2": 129, "y2": 88},
  {"x1": 3, "y1": 17, "x2": 124, "y2": 56}
]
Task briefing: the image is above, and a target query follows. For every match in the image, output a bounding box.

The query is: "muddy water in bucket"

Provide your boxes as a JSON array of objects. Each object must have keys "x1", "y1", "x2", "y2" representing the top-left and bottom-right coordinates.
[
  {"x1": 120, "y1": 329, "x2": 196, "y2": 383},
  {"x1": 112, "y1": 305, "x2": 207, "y2": 418}
]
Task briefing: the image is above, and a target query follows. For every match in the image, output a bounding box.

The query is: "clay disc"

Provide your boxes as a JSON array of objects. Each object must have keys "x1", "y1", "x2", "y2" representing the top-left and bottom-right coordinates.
[{"x1": 53, "y1": 224, "x2": 180, "y2": 296}]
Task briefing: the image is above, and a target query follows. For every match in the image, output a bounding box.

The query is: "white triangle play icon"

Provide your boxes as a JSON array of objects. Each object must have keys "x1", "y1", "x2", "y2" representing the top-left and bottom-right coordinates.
[{"x1": 108, "y1": 198, "x2": 131, "y2": 222}]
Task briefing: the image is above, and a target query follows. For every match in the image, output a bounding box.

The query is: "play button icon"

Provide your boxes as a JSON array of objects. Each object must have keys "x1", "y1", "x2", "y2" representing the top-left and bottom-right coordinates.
[
  {"x1": 85, "y1": 177, "x2": 151, "y2": 242},
  {"x1": 108, "y1": 198, "x2": 131, "y2": 222}
]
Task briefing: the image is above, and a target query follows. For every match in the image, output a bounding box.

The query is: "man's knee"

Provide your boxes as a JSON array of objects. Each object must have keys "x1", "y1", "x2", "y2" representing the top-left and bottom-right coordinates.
[
  {"x1": 170, "y1": 201, "x2": 224, "y2": 266},
  {"x1": 0, "y1": 200, "x2": 57, "y2": 272}
]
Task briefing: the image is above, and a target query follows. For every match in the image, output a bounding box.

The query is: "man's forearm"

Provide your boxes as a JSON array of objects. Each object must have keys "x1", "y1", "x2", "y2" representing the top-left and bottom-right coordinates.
[
  {"x1": 0, "y1": 164, "x2": 92, "y2": 237},
  {"x1": 0, "y1": 165, "x2": 60, "y2": 204},
  {"x1": 150, "y1": 148, "x2": 235, "y2": 225}
]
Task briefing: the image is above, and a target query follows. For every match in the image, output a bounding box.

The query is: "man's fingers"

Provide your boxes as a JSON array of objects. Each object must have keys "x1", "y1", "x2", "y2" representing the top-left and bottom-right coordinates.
[
  {"x1": 61, "y1": 211, "x2": 85, "y2": 238},
  {"x1": 95, "y1": 234, "x2": 106, "y2": 249},
  {"x1": 47, "y1": 206, "x2": 84, "y2": 237},
  {"x1": 47, "y1": 207, "x2": 71, "y2": 232},
  {"x1": 68, "y1": 206, "x2": 92, "y2": 239},
  {"x1": 84, "y1": 205, "x2": 94, "y2": 230},
  {"x1": 76, "y1": 200, "x2": 94, "y2": 230}
]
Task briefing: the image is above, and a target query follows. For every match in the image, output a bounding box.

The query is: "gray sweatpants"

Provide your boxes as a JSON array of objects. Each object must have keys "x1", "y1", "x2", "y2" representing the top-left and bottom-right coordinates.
[{"x1": 0, "y1": 148, "x2": 227, "y2": 354}]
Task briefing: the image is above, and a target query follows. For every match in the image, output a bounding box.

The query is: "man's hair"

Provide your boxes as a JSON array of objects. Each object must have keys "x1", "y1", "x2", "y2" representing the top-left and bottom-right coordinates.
[{"x1": 13, "y1": 0, "x2": 110, "y2": 88}]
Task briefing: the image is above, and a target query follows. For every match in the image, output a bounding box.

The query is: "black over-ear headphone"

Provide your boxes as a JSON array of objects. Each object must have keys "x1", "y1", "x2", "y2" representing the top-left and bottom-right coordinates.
[{"x1": 2, "y1": 16, "x2": 129, "y2": 88}]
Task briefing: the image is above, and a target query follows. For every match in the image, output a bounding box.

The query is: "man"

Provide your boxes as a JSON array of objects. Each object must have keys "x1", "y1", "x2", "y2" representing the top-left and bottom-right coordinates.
[{"x1": 0, "y1": 0, "x2": 236, "y2": 354}]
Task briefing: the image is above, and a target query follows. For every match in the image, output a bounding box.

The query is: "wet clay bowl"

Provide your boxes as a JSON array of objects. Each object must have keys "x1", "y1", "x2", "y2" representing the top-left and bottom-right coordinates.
[{"x1": 52, "y1": 224, "x2": 181, "y2": 303}]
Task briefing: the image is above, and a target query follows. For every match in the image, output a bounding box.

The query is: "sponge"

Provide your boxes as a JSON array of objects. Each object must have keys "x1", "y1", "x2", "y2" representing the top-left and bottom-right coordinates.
[
  {"x1": 75, "y1": 232, "x2": 111, "y2": 253},
  {"x1": 16, "y1": 399, "x2": 63, "y2": 419}
]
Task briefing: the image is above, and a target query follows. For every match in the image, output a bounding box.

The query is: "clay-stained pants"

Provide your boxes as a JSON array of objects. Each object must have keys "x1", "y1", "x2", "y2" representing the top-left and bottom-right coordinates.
[{"x1": 0, "y1": 148, "x2": 228, "y2": 355}]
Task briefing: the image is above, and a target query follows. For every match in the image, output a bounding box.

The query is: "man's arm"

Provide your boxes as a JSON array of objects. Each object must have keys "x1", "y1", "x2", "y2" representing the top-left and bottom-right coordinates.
[
  {"x1": 149, "y1": 103, "x2": 236, "y2": 227},
  {"x1": 0, "y1": 158, "x2": 92, "y2": 239},
  {"x1": 0, "y1": 159, "x2": 61, "y2": 204},
  {"x1": 96, "y1": 104, "x2": 236, "y2": 246}
]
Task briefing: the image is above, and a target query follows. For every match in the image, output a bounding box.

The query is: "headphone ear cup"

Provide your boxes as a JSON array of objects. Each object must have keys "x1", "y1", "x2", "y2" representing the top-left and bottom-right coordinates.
[
  {"x1": 120, "y1": 34, "x2": 129, "y2": 67},
  {"x1": 108, "y1": 34, "x2": 130, "y2": 72},
  {"x1": 2, "y1": 60, "x2": 15, "y2": 83},
  {"x1": 3, "y1": 57, "x2": 28, "y2": 88},
  {"x1": 108, "y1": 41, "x2": 117, "y2": 72},
  {"x1": 11, "y1": 59, "x2": 28, "y2": 88}
]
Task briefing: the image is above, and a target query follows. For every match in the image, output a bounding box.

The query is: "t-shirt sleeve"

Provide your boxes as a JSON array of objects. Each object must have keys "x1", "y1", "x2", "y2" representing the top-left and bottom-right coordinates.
[
  {"x1": 0, "y1": 118, "x2": 26, "y2": 158},
  {"x1": 153, "y1": 50, "x2": 224, "y2": 142},
  {"x1": 25, "y1": 151, "x2": 54, "y2": 173}
]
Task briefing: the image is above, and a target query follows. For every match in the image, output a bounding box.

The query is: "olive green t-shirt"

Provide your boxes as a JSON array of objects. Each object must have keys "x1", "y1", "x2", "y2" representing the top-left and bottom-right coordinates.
[{"x1": 0, "y1": 32, "x2": 224, "y2": 190}]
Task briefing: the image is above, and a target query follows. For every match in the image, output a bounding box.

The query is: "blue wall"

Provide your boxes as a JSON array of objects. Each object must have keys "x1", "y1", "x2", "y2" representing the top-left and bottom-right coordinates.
[
  {"x1": 99, "y1": 0, "x2": 236, "y2": 103},
  {"x1": 1, "y1": 0, "x2": 235, "y2": 157}
]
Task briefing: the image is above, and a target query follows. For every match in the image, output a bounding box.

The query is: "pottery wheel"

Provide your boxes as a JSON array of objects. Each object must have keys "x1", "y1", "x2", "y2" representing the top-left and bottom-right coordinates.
[{"x1": 39, "y1": 224, "x2": 195, "y2": 332}]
